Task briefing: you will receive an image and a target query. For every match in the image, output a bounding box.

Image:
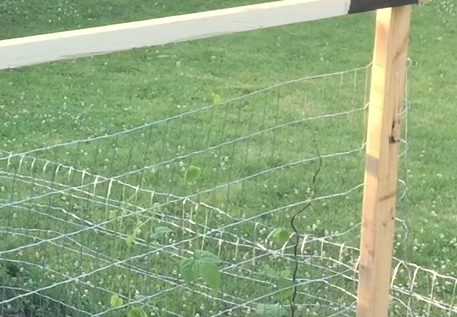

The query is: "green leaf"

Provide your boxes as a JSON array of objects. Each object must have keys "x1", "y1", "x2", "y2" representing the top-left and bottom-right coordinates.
[
  {"x1": 273, "y1": 228, "x2": 290, "y2": 246},
  {"x1": 199, "y1": 260, "x2": 221, "y2": 293},
  {"x1": 280, "y1": 269, "x2": 291, "y2": 278},
  {"x1": 180, "y1": 257, "x2": 198, "y2": 284},
  {"x1": 128, "y1": 307, "x2": 147, "y2": 317},
  {"x1": 150, "y1": 226, "x2": 173, "y2": 240},
  {"x1": 154, "y1": 226, "x2": 173, "y2": 236},
  {"x1": 185, "y1": 165, "x2": 201, "y2": 182},
  {"x1": 109, "y1": 295, "x2": 123, "y2": 308},
  {"x1": 126, "y1": 233, "x2": 136, "y2": 247},
  {"x1": 278, "y1": 277, "x2": 294, "y2": 300},
  {"x1": 152, "y1": 203, "x2": 161, "y2": 213},
  {"x1": 109, "y1": 210, "x2": 119, "y2": 220},
  {"x1": 195, "y1": 250, "x2": 221, "y2": 264},
  {"x1": 256, "y1": 303, "x2": 289, "y2": 317},
  {"x1": 134, "y1": 294, "x2": 148, "y2": 301},
  {"x1": 212, "y1": 93, "x2": 222, "y2": 104},
  {"x1": 262, "y1": 266, "x2": 280, "y2": 279}
]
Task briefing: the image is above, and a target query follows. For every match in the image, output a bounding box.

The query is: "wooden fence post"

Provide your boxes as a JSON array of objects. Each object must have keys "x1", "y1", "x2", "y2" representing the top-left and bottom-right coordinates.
[{"x1": 356, "y1": 5, "x2": 412, "y2": 317}]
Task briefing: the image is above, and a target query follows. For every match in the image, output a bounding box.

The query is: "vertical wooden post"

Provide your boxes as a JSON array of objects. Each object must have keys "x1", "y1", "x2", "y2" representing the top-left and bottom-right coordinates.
[{"x1": 356, "y1": 5, "x2": 412, "y2": 317}]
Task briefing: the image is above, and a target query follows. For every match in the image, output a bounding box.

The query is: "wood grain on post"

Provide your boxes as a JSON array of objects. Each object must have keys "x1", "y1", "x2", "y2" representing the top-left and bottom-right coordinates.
[{"x1": 356, "y1": 5, "x2": 412, "y2": 317}]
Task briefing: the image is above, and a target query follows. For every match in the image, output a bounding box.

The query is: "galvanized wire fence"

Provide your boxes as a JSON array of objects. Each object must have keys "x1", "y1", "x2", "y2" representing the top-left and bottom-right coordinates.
[{"x1": 0, "y1": 65, "x2": 455, "y2": 317}]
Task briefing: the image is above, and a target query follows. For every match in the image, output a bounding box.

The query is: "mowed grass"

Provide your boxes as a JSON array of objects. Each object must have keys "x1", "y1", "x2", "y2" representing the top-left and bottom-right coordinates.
[
  {"x1": 1, "y1": 0, "x2": 457, "y2": 316},
  {"x1": 0, "y1": 67, "x2": 372, "y2": 316}
]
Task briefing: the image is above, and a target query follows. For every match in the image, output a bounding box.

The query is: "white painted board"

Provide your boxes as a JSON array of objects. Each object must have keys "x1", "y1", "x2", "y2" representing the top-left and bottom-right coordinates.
[{"x1": 0, "y1": 0, "x2": 351, "y2": 70}]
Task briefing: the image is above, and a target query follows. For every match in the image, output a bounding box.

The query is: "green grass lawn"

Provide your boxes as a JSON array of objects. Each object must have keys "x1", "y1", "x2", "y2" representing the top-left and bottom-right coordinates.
[{"x1": 1, "y1": 0, "x2": 457, "y2": 317}]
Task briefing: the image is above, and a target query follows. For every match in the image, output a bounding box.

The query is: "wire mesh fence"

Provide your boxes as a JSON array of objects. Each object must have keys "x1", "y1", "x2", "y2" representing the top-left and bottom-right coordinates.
[{"x1": 0, "y1": 64, "x2": 455, "y2": 317}]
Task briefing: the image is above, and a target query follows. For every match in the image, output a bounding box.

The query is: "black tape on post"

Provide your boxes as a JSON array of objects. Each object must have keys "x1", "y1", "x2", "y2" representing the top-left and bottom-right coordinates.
[{"x1": 349, "y1": 0, "x2": 418, "y2": 14}]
